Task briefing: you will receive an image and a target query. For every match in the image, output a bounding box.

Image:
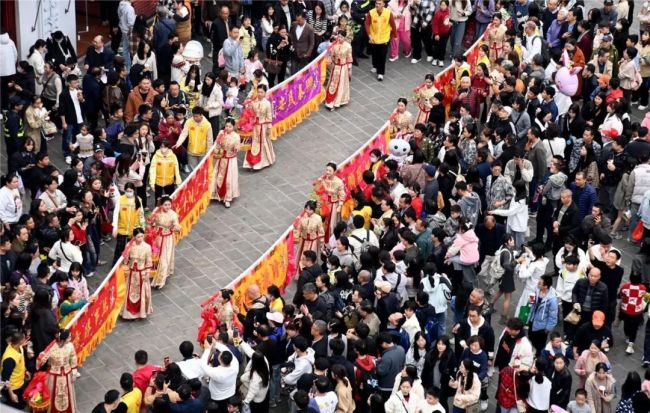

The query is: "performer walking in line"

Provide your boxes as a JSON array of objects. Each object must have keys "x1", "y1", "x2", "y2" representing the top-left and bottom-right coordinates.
[
  {"x1": 36, "y1": 329, "x2": 78, "y2": 413},
  {"x1": 296, "y1": 200, "x2": 326, "y2": 266},
  {"x1": 211, "y1": 118, "x2": 241, "y2": 207},
  {"x1": 151, "y1": 196, "x2": 180, "y2": 289},
  {"x1": 121, "y1": 228, "x2": 153, "y2": 320},
  {"x1": 243, "y1": 84, "x2": 276, "y2": 170},
  {"x1": 321, "y1": 162, "x2": 346, "y2": 237},
  {"x1": 325, "y1": 30, "x2": 353, "y2": 111}
]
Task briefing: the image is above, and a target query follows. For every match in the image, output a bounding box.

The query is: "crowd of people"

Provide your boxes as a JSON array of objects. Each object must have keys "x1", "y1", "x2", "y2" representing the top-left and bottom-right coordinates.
[{"x1": 2, "y1": 0, "x2": 650, "y2": 413}]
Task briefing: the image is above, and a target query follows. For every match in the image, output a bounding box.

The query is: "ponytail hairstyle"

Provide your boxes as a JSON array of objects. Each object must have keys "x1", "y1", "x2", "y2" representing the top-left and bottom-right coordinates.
[
  {"x1": 28, "y1": 39, "x2": 46, "y2": 58},
  {"x1": 534, "y1": 358, "x2": 547, "y2": 384},
  {"x1": 331, "y1": 364, "x2": 350, "y2": 387}
]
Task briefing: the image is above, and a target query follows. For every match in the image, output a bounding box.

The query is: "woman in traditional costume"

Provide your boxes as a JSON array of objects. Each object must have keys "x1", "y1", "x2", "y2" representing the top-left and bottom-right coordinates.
[
  {"x1": 390, "y1": 97, "x2": 415, "y2": 139},
  {"x1": 412, "y1": 74, "x2": 438, "y2": 124},
  {"x1": 151, "y1": 196, "x2": 180, "y2": 289},
  {"x1": 325, "y1": 31, "x2": 353, "y2": 110},
  {"x1": 243, "y1": 85, "x2": 276, "y2": 170},
  {"x1": 485, "y1": 13, "x2": 507, "y2": 62},
  {"x1": 296, "y1": 200, "x2": 326, "y2": 267},
  {"x1": 211, "y1": 118, "x2": 241, "y2": 207},
  {"x1": 121, "y1": 228, "x2": 153, "y2": 320},
  {"x1": 321, "y1": 162, "x2": 346, "y2": 237},
  {"x1": 36, "y1": 329, "x2": 77, "y2": 413}
]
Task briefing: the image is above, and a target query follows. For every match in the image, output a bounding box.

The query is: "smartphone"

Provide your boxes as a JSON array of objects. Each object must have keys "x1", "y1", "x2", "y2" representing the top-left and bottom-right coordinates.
[
  {"x1": 233, "y1": 329, "x2": 239, "y2": 338},
  {"x1": 56, "y1": 258, "x2": 61, "y2": 267}
]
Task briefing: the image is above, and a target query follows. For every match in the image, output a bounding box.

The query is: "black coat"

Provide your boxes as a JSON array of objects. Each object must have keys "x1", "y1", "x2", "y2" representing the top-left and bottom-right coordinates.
[
  {"x1": 552, "y1": 202, "x2": 581, "y2": 240},
  {"x1": 294, "y1": 263, "x2": 322, "y2": 305},
  {"x1": 82, "y1": 75, "x2": 103, "y2": 116},
  {"x1": 421, "y1": 349, "x2": 457, "y2": 398},
  {"x1": 84, "y1": 47, "x2": 115, "y2": 71},
  {"x1": 571, "y1": 278, "x2": 609, "y2": 315},
  {"x1": 45, "y1": 36, "x2": 78, "y2": 73},
  {"x1": 548, "y1": 367, "x2": 572, "y2": 408},
  {"x1": 573, "y1": 322, "x2": 614, "y2": 354},
  {"x1": 30, "y1": 307, "x2": 59, "y2": 356},
  {"x1": 211, "y1": 18, "x2": 230, "y2": 52},
  {"x1": 273, "y1": 2, "x2": 296, "y2": 29},
  {"x1": 58, "y1": 88, "x2": 84, "y2": 125}
]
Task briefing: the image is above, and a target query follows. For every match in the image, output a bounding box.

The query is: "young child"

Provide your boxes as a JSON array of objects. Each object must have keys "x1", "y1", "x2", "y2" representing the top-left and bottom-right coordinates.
[
  {"x1": 244, "y1": 50, "x2": 264, "y2": 86},
  {"x1": 63, "y1": 56, "x2": 83, "y2": 82},
  {"x1": 443, "y1": 205, "x2": 461, "y2": 241},
  {"x1": 336, "y1": 0, "x2": 352, "y2": 19},
  {"x1": 313, "y1": 376, "x2": 338, "y2": 413},
  {"x1": 223, "y1": 78, "x2": 241, "y2": 114},
  {"x1": 70, "y1": 124, "x2": 94, "y2": 160},
  {"x1": 106, "y1": 104, "x2": 125, "y2": 146},
  {"x1": 392, "y1": 249, "x2": 407, "y2": 277},
  {"x1": 565, "y1": 389, "x2": 590, "y2": 413},
  {"x1": 247, "y1": 69, "x2": 269, "y2": 99},
  {"x1": 317, "y1": 32, "x2": 333, "y2": 55},
  {"x1": 428, "y1": 92, "x2": 446, "y2": 135},
  {"x1": 418, "y1": 387, "x2": 446, "y2": 413}
]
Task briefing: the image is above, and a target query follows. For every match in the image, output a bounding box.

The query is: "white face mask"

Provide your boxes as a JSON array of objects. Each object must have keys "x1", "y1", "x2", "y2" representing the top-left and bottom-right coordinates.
[{"x1": 125, "y1": 191, "x2": 134, "y2": 198}]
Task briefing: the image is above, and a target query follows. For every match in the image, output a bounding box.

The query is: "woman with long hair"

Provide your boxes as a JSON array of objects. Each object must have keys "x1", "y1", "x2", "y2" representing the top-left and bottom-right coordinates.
[
  {"x1": 48, "y1": 226, "x2": 83, "y2": 273},
  {"x1": 585, "y1": 362, "x2": 616, "y2": 413},
  {"x1": 514, "y1": 243, "x2": 548, "y2": 318},
  {"x1": 321, "y1": 162, "x2": 346, "y2": 238},
  {"x1": 28, "y1": 39, "x2": 47, "y2": 94},
  {"x1": 307, "y1": 2, "x2": 329, "y2": 47},
  {"x1": 490, "y1": 234, "x2": 517, "y2": 324},
  {"x1": 150, "y1": 196, "x2": 180, "y2": 289},
  {"x1": 9, "y1": 138, "x2": 37, "y2": 187},
  {"x1": 266, "y1": 24, "x2": 292, "y2": 87},
  {"x1": 261, "y1": 4, "x2": 275, "y2": 51},
  {"x1": 36, "y1": 329, "x2": 78, "y2": 413},
  {"x1": 488, "y1": 179, "x2": 529, "y2": 248},
  {"x1": 240, "y1": 350, "x2": 270, "y2": 413},
  {"x1": 638, "y1": 30, "x2": 650, "y2": 110},
  {"x1": 114, "y1": 153, "x2": 146, "y2": 193},
  {"x1": 30, "y1": 289, "x2": 59, "y2": 355},
  {"x1": 332, "y1": 364, "x2": 356, "y2": 413},
  {"x1": 211, "y1": 118, "x2": 241, "y2": 208},
  {"x1": 67, "y1": 262, "x2": 89, "y2": 300},
  {"x1": 132, "y1": 41, "x2": 158, "y2": 79},
  {"x1": 449, "y1": 359, "x2": 480, "y2": 413},
  {"x1": 405, "y1": 332, "x2": 428, "y2": 378},
  {"x1": 200, "y1": 72, "x2": 223, "y2": 134},
  {"x1": 422, "y1": 335, "x2": 457, "y2": 412},
  {"x1": 181, "y1": 64, "x2": 202, "y2": 110},
  {"x1": 582, "y1": 91, "x2": 607, "y2": 128},
  {"x1": 324, "y1": 30, "x2": 353, "y2": 111},
  {"x1": 385, "y1": 377, "x2": 421, "y2": 412},
  {"x1": 58, "y1": 287, "x2": 89, "y2": 328},
  {"x1": 121, "y1": 227, "x2": 153, "y2": 319}
]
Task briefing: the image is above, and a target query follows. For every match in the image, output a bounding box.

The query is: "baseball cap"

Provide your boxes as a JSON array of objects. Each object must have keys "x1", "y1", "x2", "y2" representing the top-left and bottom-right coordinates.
[
  {"x1": 423, "y1": 164, "x2": 436, "y2": 177},
  {"x1": 94, "y1": 144, "x2": 104, "y2": 152},
  {"x1": 592, "y1": 310, "x2": 606, "y2": 327},
  {"x1": 601, "y1": 34, "x2": 613, "y2": 43}
]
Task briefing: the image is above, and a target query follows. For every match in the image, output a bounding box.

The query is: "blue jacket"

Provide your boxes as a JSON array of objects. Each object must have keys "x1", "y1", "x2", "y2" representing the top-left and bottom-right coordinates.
[
  {"x1": 170, "y1": 399, "x2": 202, "y2": 413},
  {"x1": 376, "y1": 345, "x2": 406, "y2": 391},
  {"x1": 460, "y1": 348, "x2": 488, "y2": 381},
  {"x1": 527, "y1": 287, "x2": 558, "y2": 333},
  {"x1": 570, "y1": 182, "x2": 598, "y2": 222}
]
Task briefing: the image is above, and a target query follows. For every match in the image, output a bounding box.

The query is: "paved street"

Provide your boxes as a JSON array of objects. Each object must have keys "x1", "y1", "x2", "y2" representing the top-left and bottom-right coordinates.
[{"x1": 1, "y1": 2, "x2": 648, "y2": 407}]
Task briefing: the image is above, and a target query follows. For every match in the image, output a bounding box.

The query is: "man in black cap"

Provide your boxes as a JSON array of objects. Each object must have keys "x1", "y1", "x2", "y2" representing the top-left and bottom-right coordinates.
[{"x1": 83, "y1": 144, "x2": 106, "y2": 177}]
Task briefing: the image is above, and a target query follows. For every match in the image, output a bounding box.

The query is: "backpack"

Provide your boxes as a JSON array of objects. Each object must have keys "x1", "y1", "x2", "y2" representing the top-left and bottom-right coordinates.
[
  {"x1": 416, "y1": 307, "x2": 440, "y2": 343},
  {"x1": 528, "y1": 35, "x2": 550, "y2": 66},
  {"x1": 351, "y1": 230, "x2": 372, "y2": 256},
  {"x1": 321, "y1": 292, "x2": 336, "y2": 320},
  {"x1": 382, "y1": 273, "x2": 403, "y2": 303},
  {"x1": 488, "y1": 247, "x2": 510, "y2": 284},
  {"x1": 355, "y1": 361, "x2": 378, "y2": 399}
]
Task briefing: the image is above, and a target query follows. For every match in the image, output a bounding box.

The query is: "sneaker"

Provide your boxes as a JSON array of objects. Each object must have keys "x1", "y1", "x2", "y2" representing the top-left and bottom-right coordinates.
[
  {"x1": 480, "y1": 400, "x2": 488, "y2": 411},
  {"x1": 410, "y1": 58, "x2": 420, "y2": 64},
  {"x1": 643, "y1": 361, "x2": 650, "y2": 368},
  {"x1": 438, "y1": 61, "x2": 444, "y2": 67},
  {"x1": 426, "y1": 56, "x2": 434, "y2": 62},
  {"x1": 370, "y1": 67, "x2": 377, "y2": 73},
  {"x1": 639, "y1": 105, "x2": 648, "y2": 110},
  {"x1": 626, "y1": 343, "x2": 635, "y2": 354},
  {"x1": 86, "y1": 272, "x2": 95, "y2": 278},
  {"x1": 431, "y1": 59, "x2": 438, "y2": 66},
  {"x1": 224, "y1": 201, "x2": 231, "y2": 208},
  {"x1": 183, "y1": 164, "x2": 191, "y2": 173},
  {"x1": 404, "y1": 52, "x2": 412, "y2": 58},
  {"x1": 97, "y1": 260, "x2": 107, "y2": 266},
  {"x1": 487, "y1": 366, "x2": 495, "y2": 378},
  {"x1": 389, "y1": 56, "x2": 398, "y2": 62},
  {"x1": 377, "y1": 74, "x2": 384, "y2": 81},
  {"x1": 65, "y1": 156, "x2": 72, "y2": 165}
]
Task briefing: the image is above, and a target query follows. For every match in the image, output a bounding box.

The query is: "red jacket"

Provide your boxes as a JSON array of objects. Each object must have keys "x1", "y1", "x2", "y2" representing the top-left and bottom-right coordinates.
[
  {"x1": 432, "y1": 9, "x2": 452, "y2": 35},
  {"x1": 619, "y1": 282, "x2": 647, "y2": 315},
  {"x1": 605, "y1": 88, "x2": 624, "y2": 105}
]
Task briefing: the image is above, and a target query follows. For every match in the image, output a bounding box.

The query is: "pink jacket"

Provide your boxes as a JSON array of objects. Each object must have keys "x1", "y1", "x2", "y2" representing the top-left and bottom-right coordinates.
[
  {"x1": 447, "y1": 229, "x2": 480, "y2": 264},
  {"x1": 388, "y1": 0, "x2": 412, "y2": 30}
]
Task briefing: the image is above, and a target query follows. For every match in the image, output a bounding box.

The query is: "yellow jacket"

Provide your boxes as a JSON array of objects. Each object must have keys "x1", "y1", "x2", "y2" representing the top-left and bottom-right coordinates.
[
  {"x1": 1, "y1": 345, "x2": 25, "y2": 390},
  {"x1": 113, "y1": 194, "x2": 144, "y2": 236},
  {"x1": 177, "y1": 118, "x2": 214, "y2": 156},
  {"x1": 149, "y1": 150, "x2": 182, "y2": 188}
]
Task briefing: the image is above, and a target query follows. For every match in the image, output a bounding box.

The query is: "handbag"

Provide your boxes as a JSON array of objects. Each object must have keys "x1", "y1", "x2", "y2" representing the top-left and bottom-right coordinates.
[
  {"x1": 465, "y1": 401, "x2": 481, "y2": 413},
  {"x1": 41, "y1": 120, "x2": 58, "y2": 140},
  {"x1": 631, "y1": 220, "x2": 645, "y2": 242},
  {"x1": 517, "y1": 303, "x2": 531, "y2": 323},
  {"x1": 264, "y1": 58, "x2": 283, "y2": 75},
  {"x1": 563, "y1": 309, "x2": 581, "y2": 325}
]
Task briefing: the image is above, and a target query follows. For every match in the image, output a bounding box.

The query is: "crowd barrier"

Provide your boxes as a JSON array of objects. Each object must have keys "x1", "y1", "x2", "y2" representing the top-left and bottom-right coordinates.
[
  {"x1": 54, "y1": 27, "x2": 489, "y2": 366},
  {"x1": 49, "y1": 48, "x2": 330, "y2": 366},
  {"x1": 199, "y1": 27, "x2": 489, "y2": 315}
]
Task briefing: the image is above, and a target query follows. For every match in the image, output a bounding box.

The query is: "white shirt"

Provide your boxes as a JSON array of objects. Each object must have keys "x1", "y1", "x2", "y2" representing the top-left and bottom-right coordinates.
[
  {"x1": 69, "y1": 88, "x2": 84, "y2": 124},
  {"x1": 0, "y1": 186, "x2": 23, "y2": 224},
  {"x1": 177, "y1": 357, "x2": 204, "y2": 380},
  {"x1": 201, "y1": 343, "x2": 239, "y2": 401},
  {"x1": 296, "y1": 23, "x2": 305, "y2": 40},
  {"x1": 282, "y1": 5, "x2": 292, "y2": 28}
]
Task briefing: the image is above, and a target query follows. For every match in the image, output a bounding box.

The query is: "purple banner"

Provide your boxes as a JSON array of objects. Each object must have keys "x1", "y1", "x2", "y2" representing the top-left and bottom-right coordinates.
[{"x1": 269, "y1": 59, "x2": 324, "y2": 124}]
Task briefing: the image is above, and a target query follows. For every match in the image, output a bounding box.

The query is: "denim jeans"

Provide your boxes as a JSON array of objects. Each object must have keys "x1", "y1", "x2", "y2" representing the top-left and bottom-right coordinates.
[
  {"x1": 475, "y1": 22, "x2": 489, "y2": 40},
  {"x1": 63, "y1": 123, "x2": 81, "y2": 157},
  {"x1": 121, "y1": 33, "x2": 132, "y2": 70},
  {"x1": 269, "y1": 364, "x2": 282, "y2": 403},
  {"x1": 82, "y1": 242, "x2": 97, "y2": 274},
  {"x1": 449, "y1": 21, "x2": 467, "y2": 57},
  {"x1": 435, "y1": 311, "x2": 447, "y2": 338}
]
